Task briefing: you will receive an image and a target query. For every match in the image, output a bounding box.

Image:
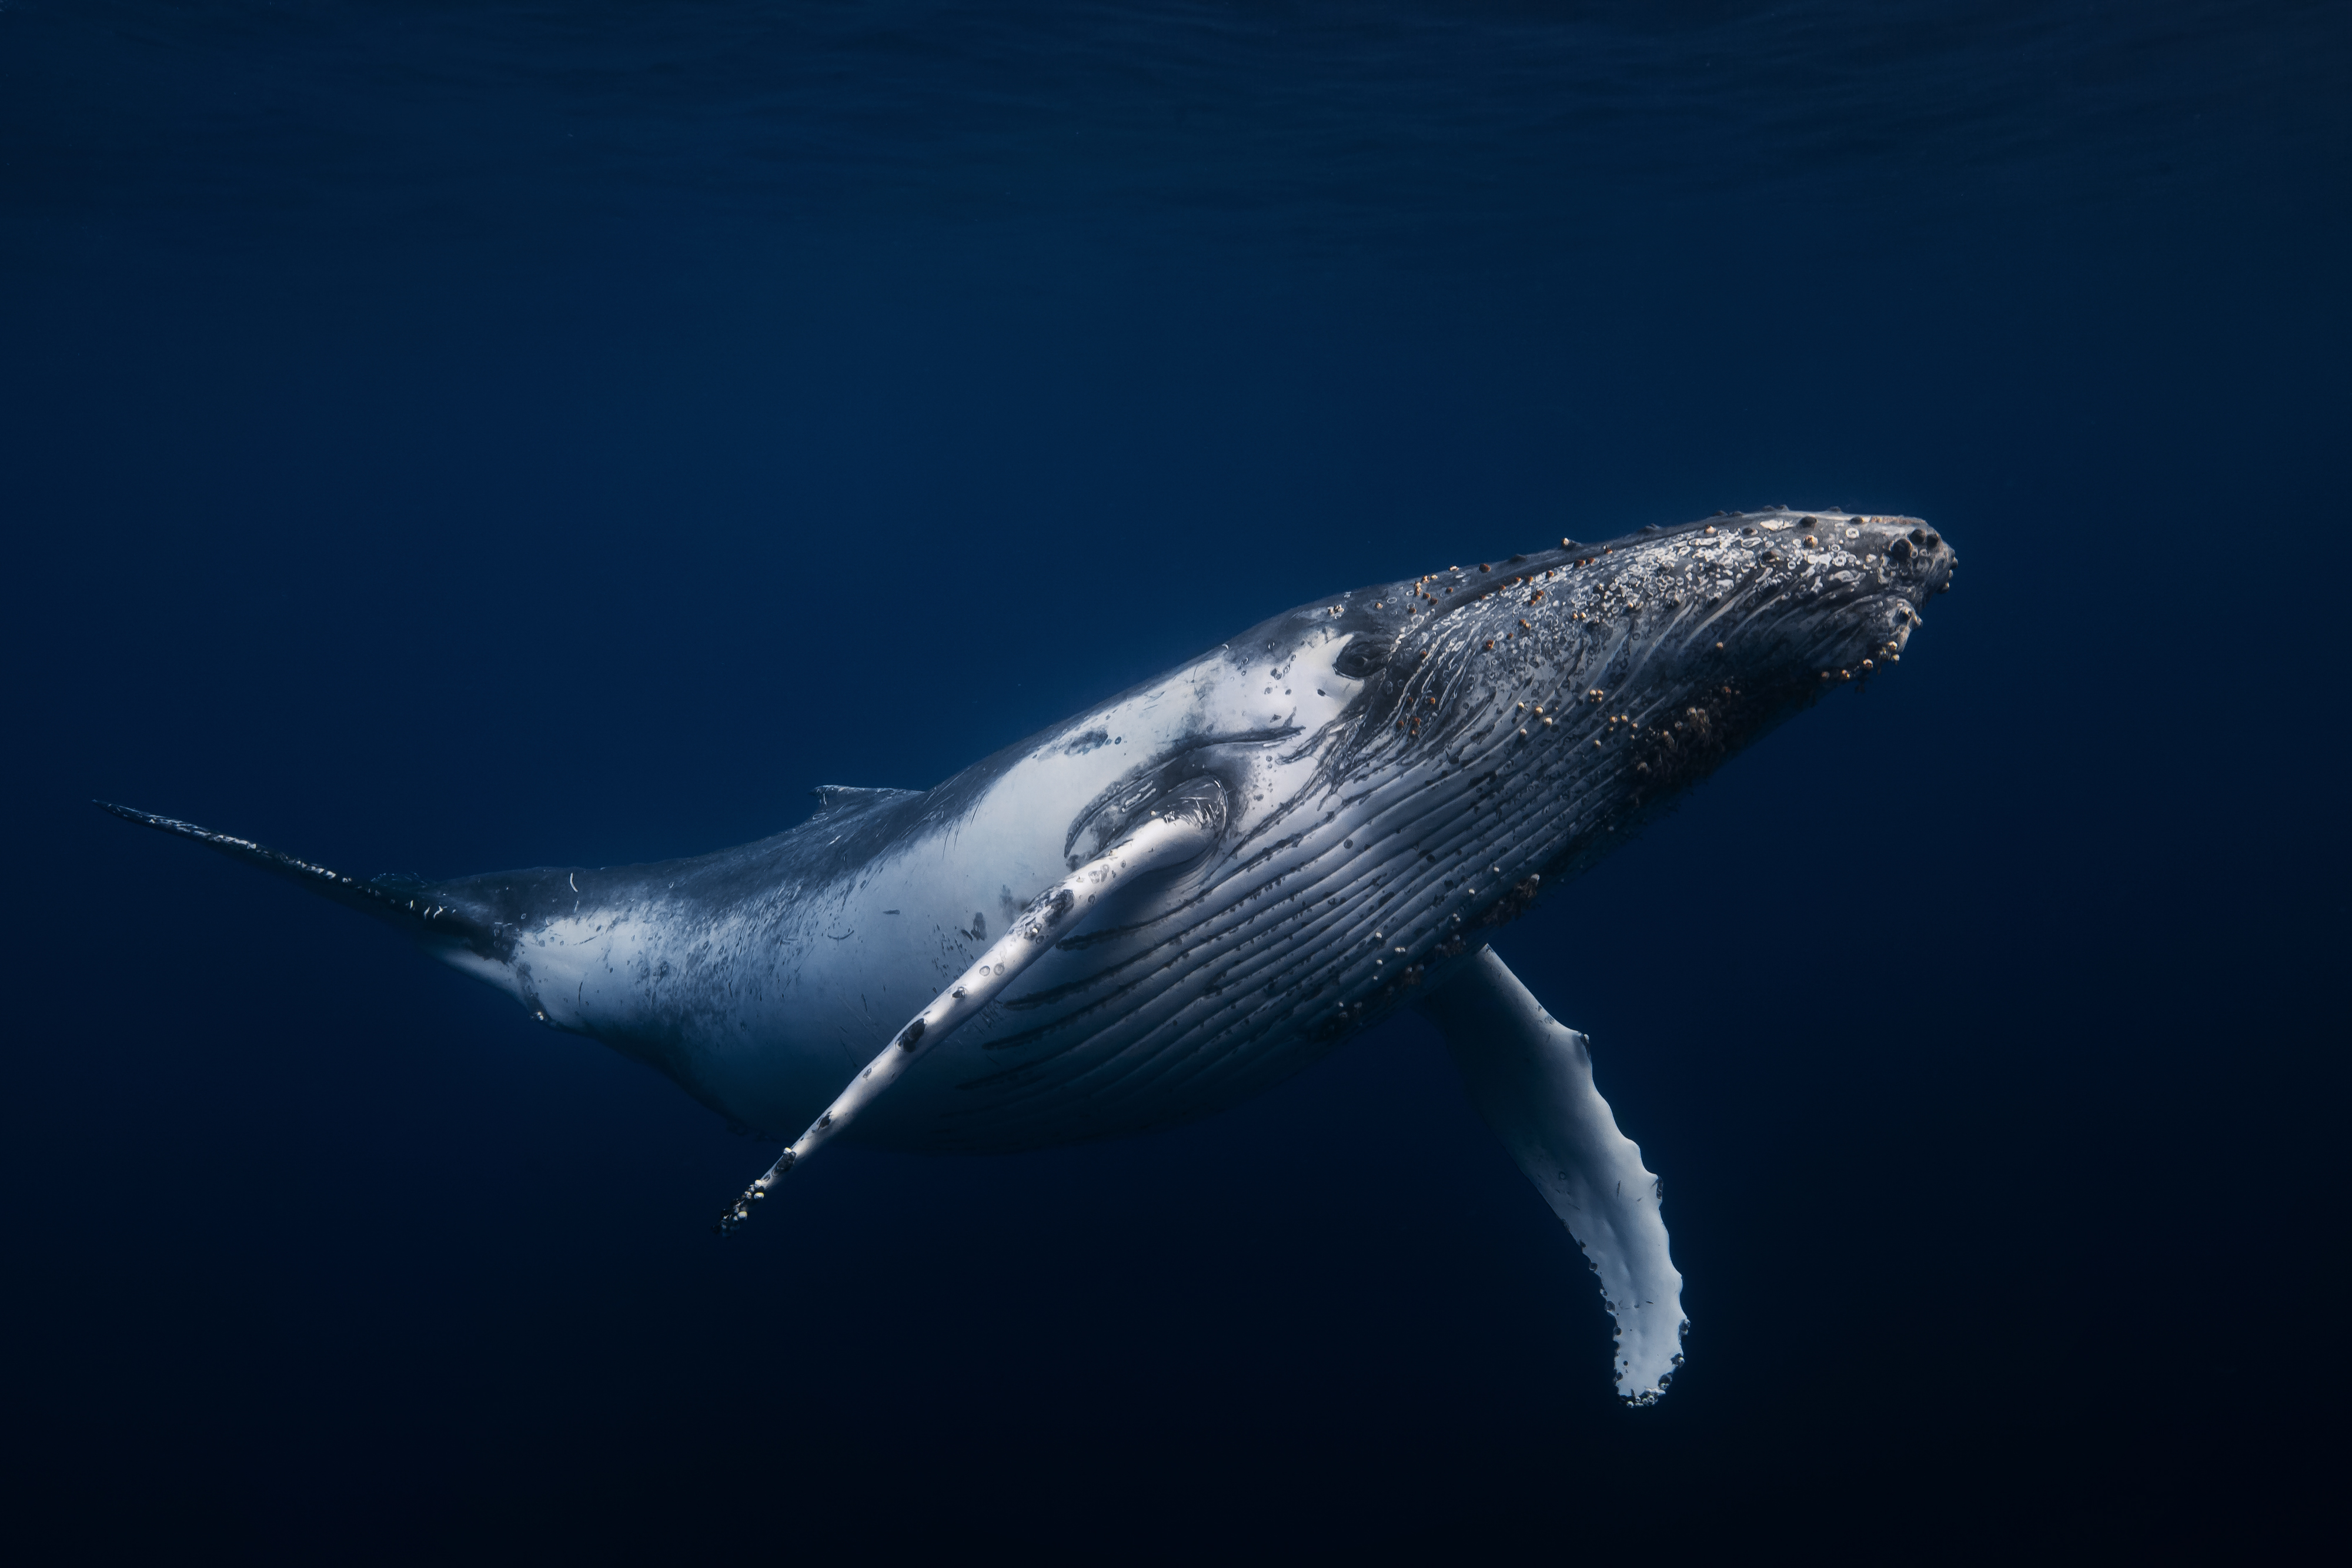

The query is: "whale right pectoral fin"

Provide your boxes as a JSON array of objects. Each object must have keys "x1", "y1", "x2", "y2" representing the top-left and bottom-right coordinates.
[{"x1": 1416, "y1": 945, "x2": 1688, "y2": 1404}]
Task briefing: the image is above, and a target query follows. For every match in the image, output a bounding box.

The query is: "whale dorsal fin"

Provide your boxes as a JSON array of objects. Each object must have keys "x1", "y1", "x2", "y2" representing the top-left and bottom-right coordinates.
[{"x1": 1417, "y1": 945, "x2": 1688, "y2": 1404}]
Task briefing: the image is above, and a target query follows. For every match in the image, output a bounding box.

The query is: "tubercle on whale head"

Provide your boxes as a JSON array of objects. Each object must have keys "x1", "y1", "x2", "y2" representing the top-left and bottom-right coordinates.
[{"x1": 1319, "y1": 508, "x2": 1957, "y2": 754}]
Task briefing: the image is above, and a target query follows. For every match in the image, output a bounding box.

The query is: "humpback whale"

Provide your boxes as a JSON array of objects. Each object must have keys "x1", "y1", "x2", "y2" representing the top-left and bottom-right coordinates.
[{"x1": 104, "y1": 506, "x2": 1957, "y2": 1403}]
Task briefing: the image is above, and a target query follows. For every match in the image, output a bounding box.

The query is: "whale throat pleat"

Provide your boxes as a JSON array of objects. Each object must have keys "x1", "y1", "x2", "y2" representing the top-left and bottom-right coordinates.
[{"x1": 1418, "y1": 945, "x2": 1688, "y2": 1404}]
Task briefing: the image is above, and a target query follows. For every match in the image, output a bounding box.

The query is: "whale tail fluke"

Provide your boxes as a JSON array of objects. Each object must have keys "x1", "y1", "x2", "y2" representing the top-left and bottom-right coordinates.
[{"x1": 95, "y1": 801, "x2": 505, "y2": 956}]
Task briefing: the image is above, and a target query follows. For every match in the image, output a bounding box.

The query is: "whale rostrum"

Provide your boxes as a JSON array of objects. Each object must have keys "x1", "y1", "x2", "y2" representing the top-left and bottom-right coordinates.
[{"x1": 103, "y1": 505, "x2": 1958, "y2": 1403}]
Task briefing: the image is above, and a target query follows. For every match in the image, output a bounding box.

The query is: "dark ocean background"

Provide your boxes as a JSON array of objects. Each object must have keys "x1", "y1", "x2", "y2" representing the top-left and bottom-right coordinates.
[{"x1": 4, "y1": 2, "x2": 2344, "y2": 1559}]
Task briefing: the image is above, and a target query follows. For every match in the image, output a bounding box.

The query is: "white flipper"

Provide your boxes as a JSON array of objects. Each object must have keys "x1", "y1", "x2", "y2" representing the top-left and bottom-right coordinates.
[
  {"x1": 717, "y1": 780, "x2": 1227, "y2": 1233},
  {"x1": 1418, "y1": 946, "x2": 1688, "y2": 1403}
]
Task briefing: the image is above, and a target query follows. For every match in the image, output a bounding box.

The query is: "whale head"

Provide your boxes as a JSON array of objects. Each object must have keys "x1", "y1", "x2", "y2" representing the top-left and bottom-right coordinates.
[
  {"x1": 1176, "y1": 507, "x2": 1959, "y2": 957},
  {"x1": 1332, "y1": 507, "x2": 1956, "y2": 783}
]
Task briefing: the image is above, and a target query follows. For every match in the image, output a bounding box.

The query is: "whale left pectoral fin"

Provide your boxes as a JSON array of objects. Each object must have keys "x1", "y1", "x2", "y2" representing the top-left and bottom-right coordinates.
[
  {"x1": 714, "y1": 779, "x2": 1230, "y2": 1235},
  {"x1": 1416, "y1": 946, "x2": 1688, "y2": 1404}
]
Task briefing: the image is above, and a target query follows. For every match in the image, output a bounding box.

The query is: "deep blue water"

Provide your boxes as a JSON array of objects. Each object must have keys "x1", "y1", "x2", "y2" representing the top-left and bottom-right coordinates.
[{"x1": 4, "y1": 2, "x2": 2344, "y2": 1559}]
